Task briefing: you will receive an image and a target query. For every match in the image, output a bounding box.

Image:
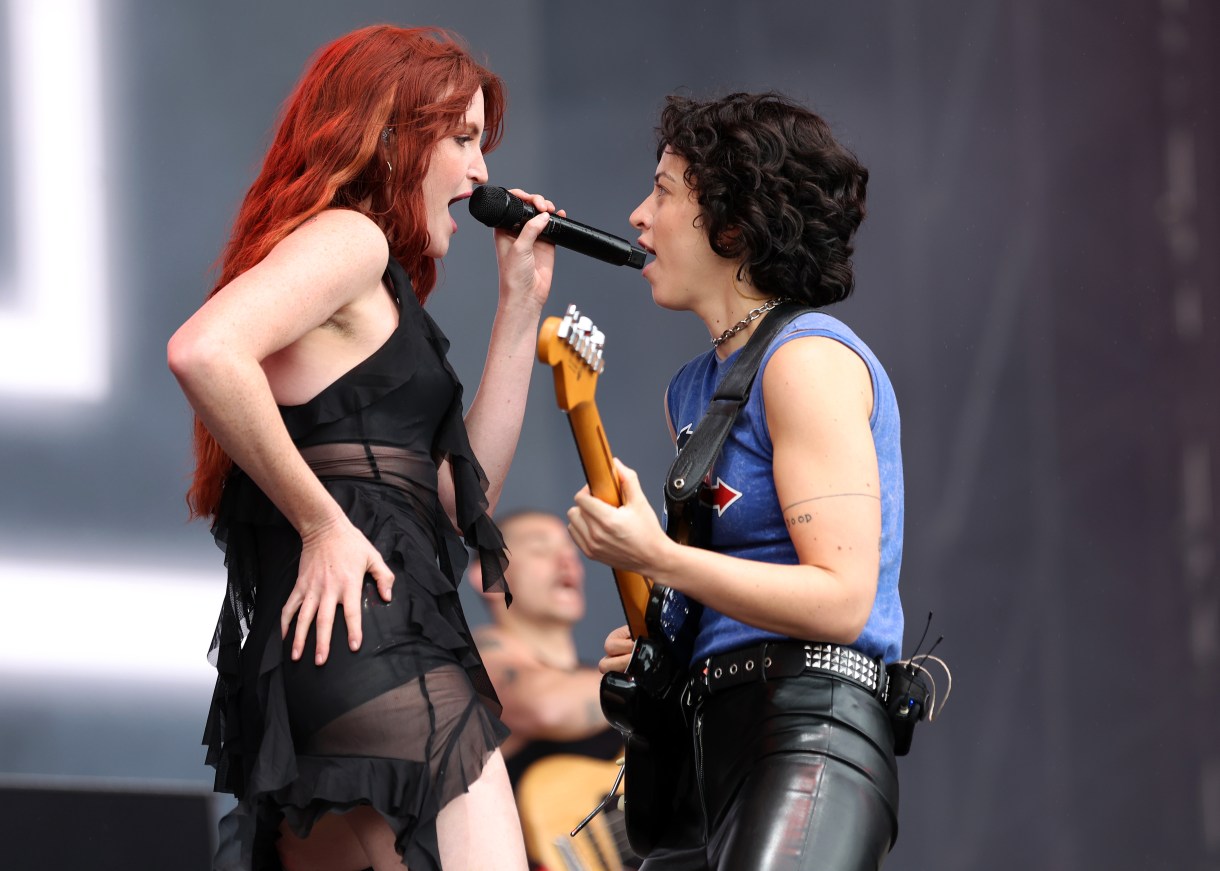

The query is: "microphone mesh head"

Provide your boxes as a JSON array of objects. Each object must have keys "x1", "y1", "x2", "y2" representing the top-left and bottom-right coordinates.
[{"x1": 467, "y1": 185, "x2": 524, "y2": 228}]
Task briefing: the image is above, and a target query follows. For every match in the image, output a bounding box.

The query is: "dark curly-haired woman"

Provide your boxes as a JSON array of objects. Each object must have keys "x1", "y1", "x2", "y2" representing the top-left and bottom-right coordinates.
[{"x1": 567, "y1": 92, "x2": 905, "y2": 870}]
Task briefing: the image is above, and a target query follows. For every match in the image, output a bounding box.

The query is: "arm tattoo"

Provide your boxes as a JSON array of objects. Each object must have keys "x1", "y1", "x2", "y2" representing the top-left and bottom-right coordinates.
[
  {"x1": 782, "y1": 493, "x2": 880, "y2": 512},
  {"x1": 784, "y1": 493, "x2": 880, "y2": 528}
]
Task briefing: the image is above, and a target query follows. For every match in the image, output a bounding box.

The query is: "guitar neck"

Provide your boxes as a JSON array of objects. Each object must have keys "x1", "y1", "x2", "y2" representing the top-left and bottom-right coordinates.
[{"x1": 566, "y1": 399, "x2": 652, "y2": 639}]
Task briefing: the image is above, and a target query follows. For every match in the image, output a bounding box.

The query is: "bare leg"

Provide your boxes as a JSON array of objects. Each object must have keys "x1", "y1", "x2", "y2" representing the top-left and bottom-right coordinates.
[
  {"x1": 343, "y1": 806, "x2": 407, "y2": 870},
  {"x1": 284, "y1": 667, "x2": 521, "y2": 870},
  {"x1": 436, "y1": 750, "x2": 528, "y2": 871},
  {"x1": 278, "y1": 813, "x2": 372, "y2": 871},
  {"x1": 337, "y1": 752, "x2": 527, "y2": 871}
]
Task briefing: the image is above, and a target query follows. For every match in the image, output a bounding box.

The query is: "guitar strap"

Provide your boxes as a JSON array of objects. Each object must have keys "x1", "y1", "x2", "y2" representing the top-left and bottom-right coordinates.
[{"x1": 664, "y1": 301, "x2": 814, "y2": 512}]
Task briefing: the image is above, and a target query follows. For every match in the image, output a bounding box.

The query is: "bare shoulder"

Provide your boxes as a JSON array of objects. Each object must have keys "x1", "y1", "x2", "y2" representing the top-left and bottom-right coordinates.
[
  {"x1": 474, "y1": 626, "x2": 547, "y2": 670},
  {"x1": 268, "y1": 208, "x2": 389, "y2": 281},
  {"x1": 766, "y1": 333, "x2": 869, "y2": 382},
  {"x1": 298, "y1": 208, "x2": 386, "y2": 242},
  {"x1": 474, "y1": 625, "x2": 516, "y2": 659},
  {"x1": 763, "y1": 334, "x2": 872, "y2": 422},
  {"x1": 215, "y1": 208, "x2": 391, "y2": 329}
]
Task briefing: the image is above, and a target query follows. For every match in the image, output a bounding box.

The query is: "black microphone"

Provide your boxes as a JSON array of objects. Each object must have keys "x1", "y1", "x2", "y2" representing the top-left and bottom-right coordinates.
[{"x1": 468, "y1": 186, "x2": 646, "y2": 269}]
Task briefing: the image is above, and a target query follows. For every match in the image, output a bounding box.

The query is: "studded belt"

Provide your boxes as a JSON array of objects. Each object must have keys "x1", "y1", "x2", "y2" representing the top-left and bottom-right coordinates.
[{"x1": 690, "y1": 640, "x2": 886, "y2": 702}]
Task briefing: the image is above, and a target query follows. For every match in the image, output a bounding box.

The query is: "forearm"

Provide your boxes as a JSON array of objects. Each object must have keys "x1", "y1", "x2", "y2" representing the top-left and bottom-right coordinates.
[
  {"x1": 648, "y1": 539, "x2": 876, "y2": 644},
  {"x1": 499, "y1": 668, "x2": 608, "y2": 741},
  {"x1": 460, "y1": 296, "x2": 546, "y2": 510}
]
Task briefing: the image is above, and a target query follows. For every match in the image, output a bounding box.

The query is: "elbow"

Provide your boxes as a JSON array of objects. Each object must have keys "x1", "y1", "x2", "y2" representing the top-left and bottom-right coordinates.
[
  {"x1": 836, "y1": 606, "x2": 873, "y2": 647},
  {"x1": 837, "y1": 579, "x2": 877, "y2": 644},
  {"x1": 166, "y1": 326, "x2": 198, "y2": 380},
  {"x1": 811, "y1": 611, "x2": 870, "y2": 647},
  {"x1": 167, "y1": 327, "x2": 225, "y2": 387},
  {"x1": 802, "y1": 572, "x2": 876, "y2": 645}
]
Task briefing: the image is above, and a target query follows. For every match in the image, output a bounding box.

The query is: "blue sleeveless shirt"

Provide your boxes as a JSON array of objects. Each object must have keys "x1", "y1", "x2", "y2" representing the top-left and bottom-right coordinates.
[{"x1": 663, "y1": 311, "x2": 905, "y2": 664}]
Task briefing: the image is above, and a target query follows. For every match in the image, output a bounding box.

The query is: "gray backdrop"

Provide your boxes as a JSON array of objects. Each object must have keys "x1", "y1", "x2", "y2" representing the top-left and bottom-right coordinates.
[{"x1": 1, "y1": 1, "x2": 1218, "y2": 868}]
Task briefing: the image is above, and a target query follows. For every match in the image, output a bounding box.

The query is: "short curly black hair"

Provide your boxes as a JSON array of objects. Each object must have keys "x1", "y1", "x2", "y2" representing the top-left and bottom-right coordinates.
[{"x1": 657, "y1": 92, "x2": 868, "y2": 308}]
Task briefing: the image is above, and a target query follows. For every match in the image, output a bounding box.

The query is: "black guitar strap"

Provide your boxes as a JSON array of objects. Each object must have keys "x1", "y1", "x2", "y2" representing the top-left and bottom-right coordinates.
[{"x1": 664, "y1": 301, "x2": 813, "y2": 512}]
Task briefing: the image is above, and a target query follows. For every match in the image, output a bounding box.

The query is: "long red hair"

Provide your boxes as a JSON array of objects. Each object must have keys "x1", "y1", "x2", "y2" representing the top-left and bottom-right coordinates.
[{"x1": 187, "y1": 25, "x2": 506, "y2": 519}]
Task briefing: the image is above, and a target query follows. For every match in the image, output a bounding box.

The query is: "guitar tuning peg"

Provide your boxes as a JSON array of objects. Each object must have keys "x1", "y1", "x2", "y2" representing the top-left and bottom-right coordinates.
[
  {"x1": 576, "y1": 316, "x2": 592, "y2": 335},
  {"x1": 557, "y1": 305, "x2": 578, "y2": 339},
  {"x1": 590, "y1": 328, "x2": 605, "y2": 348}
]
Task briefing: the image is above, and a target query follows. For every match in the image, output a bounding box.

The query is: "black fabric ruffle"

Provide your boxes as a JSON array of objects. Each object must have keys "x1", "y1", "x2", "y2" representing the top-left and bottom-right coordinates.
[
  {"x1": 393, "y1": 257, "x2": 510, "y2": 607},
  {"x1": 205, "y1": 475, "x2": 510, "y2": 870}
]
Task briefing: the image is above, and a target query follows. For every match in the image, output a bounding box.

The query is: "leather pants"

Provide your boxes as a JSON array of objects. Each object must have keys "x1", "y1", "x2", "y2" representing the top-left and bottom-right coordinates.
[{"x1": 639, "y1": 670, "x2": 899, "y2": 871}]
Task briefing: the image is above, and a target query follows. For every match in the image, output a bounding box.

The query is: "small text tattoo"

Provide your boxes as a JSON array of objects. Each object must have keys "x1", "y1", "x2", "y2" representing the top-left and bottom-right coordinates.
[{"x1": 787, "y1": 513, "x2": 813, "y2": 528}]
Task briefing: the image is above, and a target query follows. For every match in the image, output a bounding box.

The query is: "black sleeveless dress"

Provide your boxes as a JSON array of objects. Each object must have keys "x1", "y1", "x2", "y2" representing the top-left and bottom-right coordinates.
[{"x1": 204, "y1": 258, "x2": 511, "y2": 871}]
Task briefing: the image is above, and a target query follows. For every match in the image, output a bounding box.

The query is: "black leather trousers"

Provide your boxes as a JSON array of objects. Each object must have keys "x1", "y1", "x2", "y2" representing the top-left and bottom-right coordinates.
[{"x1": 639, "y1": 671, "x2": 899, "y2": 871}]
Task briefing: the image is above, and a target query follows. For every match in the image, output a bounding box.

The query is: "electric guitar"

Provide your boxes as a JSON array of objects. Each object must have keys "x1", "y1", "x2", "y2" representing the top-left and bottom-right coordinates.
[{"x1": 537, "y1": 305, "x2": 692, "y2": 858}]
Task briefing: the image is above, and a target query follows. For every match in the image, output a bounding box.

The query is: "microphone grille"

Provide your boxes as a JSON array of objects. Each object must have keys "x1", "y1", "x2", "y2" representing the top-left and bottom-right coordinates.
[{"x1": 467, "y1": 185, "x2": 524, "y2": 228}]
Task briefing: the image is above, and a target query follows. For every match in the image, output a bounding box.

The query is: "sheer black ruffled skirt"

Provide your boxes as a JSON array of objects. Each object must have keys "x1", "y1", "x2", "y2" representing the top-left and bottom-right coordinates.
[{"x1": 203, "y1": 457, "x2": 509, "y2": 871}]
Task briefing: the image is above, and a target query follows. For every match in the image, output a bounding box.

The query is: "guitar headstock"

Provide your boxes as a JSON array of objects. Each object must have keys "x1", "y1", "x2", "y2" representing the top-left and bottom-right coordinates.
[{"x1": 537, "y1": 304, "x2": 605, "y2": 412}]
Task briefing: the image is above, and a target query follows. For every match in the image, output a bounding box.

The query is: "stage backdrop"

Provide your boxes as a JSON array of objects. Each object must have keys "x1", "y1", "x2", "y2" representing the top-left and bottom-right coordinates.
[{"x1": 1, "y1": 1, "x2": 1217, "y2": 868}]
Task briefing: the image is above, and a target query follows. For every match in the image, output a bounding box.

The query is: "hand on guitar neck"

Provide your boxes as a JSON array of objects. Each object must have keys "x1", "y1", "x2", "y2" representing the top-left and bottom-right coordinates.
[
  {"x1": 569, "y1": 457, "x2": 671, "y2": 583},
  {"x1": 537, "y1": 306, "x2": 658, "y2": 640}
]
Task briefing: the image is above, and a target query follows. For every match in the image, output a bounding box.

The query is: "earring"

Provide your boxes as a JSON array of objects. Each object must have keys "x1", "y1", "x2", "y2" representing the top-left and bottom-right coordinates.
[{"x1": 386, "y1": 161, "x2": 393, "y2": 173}]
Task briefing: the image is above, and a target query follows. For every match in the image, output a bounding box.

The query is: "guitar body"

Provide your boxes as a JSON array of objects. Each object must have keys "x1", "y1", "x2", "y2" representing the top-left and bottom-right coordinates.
[
  {"x1": 538, "y1": 307, "x2": 696, "y2": 859},
  {"x1": 600, "y1": 667, "x2": 688, "y2": 857},
  {"x1": 517, "y1": 755, "x2": 629, "y2": 871}
]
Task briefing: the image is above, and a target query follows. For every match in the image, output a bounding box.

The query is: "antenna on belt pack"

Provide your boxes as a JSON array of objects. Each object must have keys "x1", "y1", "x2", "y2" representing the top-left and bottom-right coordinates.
[{"x1": 885, "y1": 612, "x2": 953, "y2": 756}]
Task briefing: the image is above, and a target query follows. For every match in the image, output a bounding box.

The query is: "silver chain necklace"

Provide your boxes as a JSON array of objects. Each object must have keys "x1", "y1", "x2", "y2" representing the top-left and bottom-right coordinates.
[{"x1": 710, "y1": 297, "x2": 789, "y2": 347}]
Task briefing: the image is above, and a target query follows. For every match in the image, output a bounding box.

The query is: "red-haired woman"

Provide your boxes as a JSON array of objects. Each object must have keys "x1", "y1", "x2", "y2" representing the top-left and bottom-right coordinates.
[{"x1": 168, "y1": 25, "x2": 552, "y2": 871}]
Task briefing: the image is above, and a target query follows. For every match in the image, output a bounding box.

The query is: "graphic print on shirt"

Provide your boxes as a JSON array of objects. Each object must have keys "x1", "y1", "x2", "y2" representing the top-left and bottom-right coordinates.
[
  {"x1": 700, "y1": 478, "x2": 742, "y2": 517},
  {"x1": 676, "y1": 422, "x2": 743, "y2": 518},
  {"x1": 675, "y1": 423, "x2": 694, "y2": 451}
]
